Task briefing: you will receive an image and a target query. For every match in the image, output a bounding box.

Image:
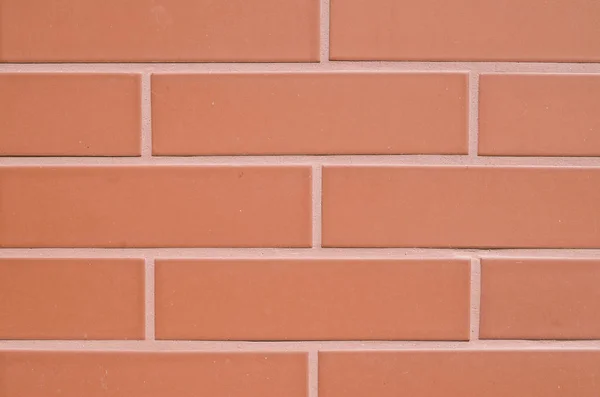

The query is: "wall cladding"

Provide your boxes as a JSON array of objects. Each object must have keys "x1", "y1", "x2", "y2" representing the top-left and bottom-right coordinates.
[{"x1": 1, "y1": 0, "x2": 600, "y2": 396}]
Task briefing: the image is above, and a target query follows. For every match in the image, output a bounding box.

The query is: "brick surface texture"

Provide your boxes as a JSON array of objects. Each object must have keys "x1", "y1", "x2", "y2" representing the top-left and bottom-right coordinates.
[{"x1": 1, "y1": 0, "x2": 599, "y2": 396}]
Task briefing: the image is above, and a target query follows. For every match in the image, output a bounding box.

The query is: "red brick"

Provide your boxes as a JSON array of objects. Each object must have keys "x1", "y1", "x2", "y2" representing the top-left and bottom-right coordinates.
[
  {"x1": 0, "y1": 351, "x2": 307, "y2": 397},
  {"x1": 0, "y1": 258, "x2": 144, "y2": 340},
  {"x1": 330, "y1": 0, "x2": 600, "y2": 61},
  {"x1": 0, "y1": 74, "x2": 140, "y2": 156},
  {"x1": 322, "y1": 166, "x2": 600, "y2": 248},
  {"x1": 320, "y1": 350, "x2": 600, "y2": 397},
  {"x1": 0, "y1": 166, "x2": 311, "y2": 248},
  {"x1": 155, "y1": 259, "x2": 470, "y2": 341},
  {"x1": 152, "y1": 73, "x2": 468, "y2": 155},
  {"x1": 480, "y1": 258, "x2": 600, "y2": 340},
  {"x1": 479, "y1": 74, "x2": 600, "y2": 156},
  {"x1": 0, "y1": 0, "x2": 319, "y2": 62}
]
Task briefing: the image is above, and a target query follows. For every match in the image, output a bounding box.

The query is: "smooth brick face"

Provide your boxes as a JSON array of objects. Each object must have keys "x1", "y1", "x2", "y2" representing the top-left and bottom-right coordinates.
[
  {"x1": 0, "y1": 74, "x2": 141, "y2": 156},
  {"x1": 0, "y1": 259, "x2": 144, "y2": 340},
  {"x1": 0, "y1": 351, "x2": 307, "y2": 397},
  {"x1": 319, "y1": 351, "x2": 600, "y2": 397},
  {"x1": 322, "y1": 166, "x2": 600, "y2": 248},
  {"x1": 155, "y1": 259, "x2": 470, "y2": 341},
  {"x1": 330, "y1": 0, "x2": 600, "y2": 61},
  {"x1": 152, "y1": 73, "x2": 468, "y2": 155},
  {"x1": 0, "y1": 166, "x2": 311, "y2": 248},
  {"x1": 0, "y1": 0, "x2": 319, "y2": 62},
  {"x1": 479, "y1": 74, "x2": 600, "y2": 156},
  {"x1": 480, "y1": 259, "x2": 600, "y2": 340}
]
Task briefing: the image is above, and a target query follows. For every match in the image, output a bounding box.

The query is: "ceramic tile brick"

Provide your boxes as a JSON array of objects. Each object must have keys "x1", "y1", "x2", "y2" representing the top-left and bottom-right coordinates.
[
  {"x1": 322, "y1": 166, "x2": 600, "y2": 248},
  {"x1": 0, "y1": 258, "x2": 144, "y2": 340},
  {"x1": 0, "y1": 74, "x2": 141, "y2": 156},
  {"x1": 0, "y1": 166, "x2": 312, "y2": 248},
  {"x1": 480, "y1": 258, "x2": 600, "y2": 340},
  {"x1": 0, "y1": 0, "x2": 319, "y2": 62},
  {"x1": 330, "y1": 0, "x2": 600, "y2": 61},
  {"x1": 0, "y1": 351, "x2": 308, "y2": 397},
  {"x1": 479, "y1": 74, "x2": 600, "y2": 156},
  {"x1": 320, "y1": 350, "x2": 600, "y2": 397},
  {"x1": 152, "y1": 73, "x2": 468, "y2": 155},
  {"x1": 155, "y1": 259, "x2": 470, "y2": 340}
]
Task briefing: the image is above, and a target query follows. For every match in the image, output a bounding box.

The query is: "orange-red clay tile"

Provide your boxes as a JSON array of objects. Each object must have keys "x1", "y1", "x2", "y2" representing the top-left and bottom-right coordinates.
[
  {"x1": 0, "y1": 73, "x2": 141, "y2": 156},
  {"x1": 151, "y1": 73, "x2": 468, "y2": 155},
  {"x1": 480, "y1": 258, "x2": 600, "y2": 340},
  {"x1": 155, "y1": 259, "x2": 470, "y2": 341},
  {"x1": 0, "y1": 166, "x2": 312, "y2": 248},
  {"x1": 0, "y1": 258, "x2": 145, "y2": 340},
  {"x1": 0, "y1": 351, "x2": 308, "y2": 397},
  {"x1": 479, "y1": 74, "x2": 600, "y2": 156},
  {"x1": 330, "y1": 0, "x2": 600, "y2": 61},
  {"x1": 319, "y1": 350, "x2": 600, "y2": 397},
  {"x1": 322, "y1": 166, "x2": 600, "y2": 248},
  {"x1": 0, "y1": 0, "x2": 319, "y2": 62}
]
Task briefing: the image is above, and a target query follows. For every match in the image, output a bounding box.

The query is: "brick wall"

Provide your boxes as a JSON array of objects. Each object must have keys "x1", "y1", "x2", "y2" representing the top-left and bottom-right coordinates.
[{"x1": 1, "y1": 0, "x2": 600, "y2": 396}]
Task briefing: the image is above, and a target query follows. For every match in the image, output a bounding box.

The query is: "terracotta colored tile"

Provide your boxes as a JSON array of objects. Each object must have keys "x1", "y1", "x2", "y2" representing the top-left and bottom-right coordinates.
[
  {"x1": 151, "y1": 73, "x2": 468, "y2": 155},
  {"x1": 0, "y1": 166, "x2": 311, "y2": 248},
  {"x1": 319, "y1": 350, "x2": 600, "y2": 397},
  {"x1": 0, "y1": 0, "x2": 319, "y2": 62},
  {"x1": 0, "y1": 351, "x2": 307, "y2": 397},
  {"x1": 480, "y1": 258, "x2": 600, "y2": 340},
  {"x1": 155, "y1": 259, "x2": 470, "y2": 341},
  {"x1": 479, "y1": 74, "x2": 600, "y2": 156},
  {"x1": 330, "y1": 0, "x2": 600, "y2": 61},
  {"x1": 0, "y1": 258, "x2": 144, "y2": 340},
  {"x1": 322, "y1": 166, "x2": 600, "y2": 248},
  {"x1": 0, "y1": 74, "x2": 141, "y2": 156}
]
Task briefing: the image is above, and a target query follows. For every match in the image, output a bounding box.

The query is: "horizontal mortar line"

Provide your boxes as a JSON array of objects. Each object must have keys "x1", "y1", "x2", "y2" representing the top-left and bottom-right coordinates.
[
  {"x1": 2, "y1": 155, "x2": 600, "y2": 166},
  {"x1": 2, "y1": 248, "x2": 600, "y2": 259},
  {"x1": 2, "y1": 62, "x2": 600, "y2": 73},
  {"x1": 1, "y1": 340, "x2": 599, "y2": 351}
]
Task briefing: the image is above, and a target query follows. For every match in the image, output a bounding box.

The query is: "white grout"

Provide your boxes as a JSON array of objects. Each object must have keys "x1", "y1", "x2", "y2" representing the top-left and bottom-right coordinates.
[
  {"x1": 2, "y1": 62, "x2": 600, "y2": 73},
  {"x1": 145, "y1": 258, "x2": 156, "y2": 340},
  {"x1": 1, "y1": 340, "x2": 599, "y2": 351},
  {"x1": 309, "y1": 350, "x2": 319, "y2": 397},
  {"x1": 140, "y1": 74, "x2": 152, "y2": 158},
  {"x1": 468, "y1": 72, "x2": 480, "y2": 156},
  {"x1": 2, "y1": 155, "x2": 600, "y2": 166},
  {"x1": 469, "y1": 258, "x2": 482, "y2": 341},
  {"x1": 320, "y1": 0, "x2": 330, "y2": 63},
  {"x1": 1, "y1": 248, "x2": 600, "y2": 259},
  {"x1": 312, "y1": 165, "x2": 323, "y2": 248}
]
